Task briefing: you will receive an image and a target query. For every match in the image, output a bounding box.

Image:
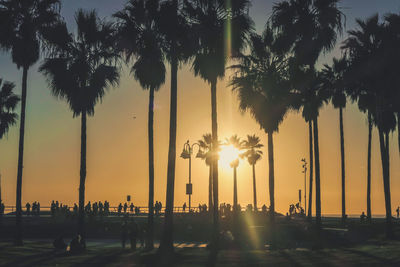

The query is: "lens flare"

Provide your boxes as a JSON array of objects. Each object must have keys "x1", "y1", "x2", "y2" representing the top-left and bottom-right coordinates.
[{"x1": 219, "y1": 145, "x2": 240, "y2": 170}]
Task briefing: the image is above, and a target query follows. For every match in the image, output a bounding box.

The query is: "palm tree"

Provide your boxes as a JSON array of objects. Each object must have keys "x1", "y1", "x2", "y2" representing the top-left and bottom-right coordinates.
[
  {"x1": 198, "y1": 133, "x2": 213, "y2": 212},
  {"x1": 343, "y1": 14, "x2": 397, "y2": 237},
  {"x1": 384, "y1": 13, "x2": 400, "y2": 156},
  {"x1": 226, "y1": 135, "x2": 242, "y2": 212},
  {"x1": 0, "y1": 0, "x2": 62, "y2": 245},
  {"x1": 39, "y1": 9, "x2": 120, "y2": 246},
  {"x1": 321, "y1": 57, "x2": 348, "y2": 223},
  {"x1": 0, "y1": 79, "x2": 19, "y2": 213},
  {"x1": 184, "y1": 0, "x2": 253, "y2": 247},
  {"x1": 0, "y1": 79, "x2": 20, "y2": 140},
  {"x1": 342, "y1": 15, "x2": 382, "y2": 223},
  {"x1": 114, "y1": 0, "x2": 165, "y2": 250},
  {"x1": 157, "y1": 0, "x2": 194, "y2": 255},
  {"x1": 272, "y1": 0, "x2": 344, "y2": 228},
  {"x1": 241, "y1": 135, "x2": 263, "y2": 211},
  {"x1": 230, "y1": 28, "x2": 293, "y2": 229}
]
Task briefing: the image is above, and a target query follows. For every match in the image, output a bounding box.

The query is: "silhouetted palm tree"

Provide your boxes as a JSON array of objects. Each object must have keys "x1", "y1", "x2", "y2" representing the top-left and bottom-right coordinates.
[
  {"x1": 321, "y1": 57, "x2": 348, "y2": 223},
  {"x1": 0, "y1": 78, "x2": 19, "y2": 213},
  {"x1": 114, "y1": 0, "x2": 166, "y2": 250},
  {"x1": 242, "y1": 135, "x2": 263, "y2": 211},
  {"x1": 0, "y1": 79, "x2": 19, "y2": 140},
  {"x1": 384, "y1": 13, "x2": 400, "y2": 156},
  {"x1": 157, "y1": 0, "x2": 194, "y2": 255},
  {"x1": 184, "y1": 0, "x2": 253, "y2": 247},
  {"x1": 342, "y1": 16, "x2": 382, "y2": 223},
  {"x1": 0, "y1": 0, "x2": 62, "y2": 245},
  {"x1": 198, "y1": 133, "x2": 213, "y2": 212},
  {"x1": 230, "y1": 28, "x2": 293, "y2": 228},
  {"x1": 226, "y1": 135, "x2": 242, "y2": 212},
  {"x1": 40, "y1": 9, "x2": 120, "y2": 245},
  {"x1": 272, "y1": 0, "x2": 344, "y2": 228},
  {"x1": 344, "y1": 14, "x2": 397, "y2": 237}
]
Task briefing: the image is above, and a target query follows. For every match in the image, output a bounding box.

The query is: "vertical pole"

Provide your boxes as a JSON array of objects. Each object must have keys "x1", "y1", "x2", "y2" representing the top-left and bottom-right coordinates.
[
  {"x1": 304, "y1": 167, "x2": 307, "y2": 215},
  {"x1": 189, "y1": 145, "x2": 192, "y2": 212}
]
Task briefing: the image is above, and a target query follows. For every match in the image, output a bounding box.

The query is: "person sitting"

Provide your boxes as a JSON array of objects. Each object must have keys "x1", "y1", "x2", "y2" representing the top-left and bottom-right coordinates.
[{"x1": 360, "y1": 212, "x2": 367, "y2": 222}]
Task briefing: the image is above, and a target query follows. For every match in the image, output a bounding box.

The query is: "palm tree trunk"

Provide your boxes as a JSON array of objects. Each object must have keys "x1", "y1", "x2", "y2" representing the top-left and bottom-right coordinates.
[
  {"x1": 146, "y1": 87, "x2": 155, "y2": 250},
  {"x1": 339, "y1": 108, "x2": 346, "y2": 222},
  {"x1": 313, "y1": 117, "x2": 322, "y2": 228},
  {"x1": 15, "y1": 66, "x2": 28, "y2": 246},
  {"x1": 267, "y1": 132, "x2": 275, "y2": 219},
  {"x1": 252, "y1": 164, "x2": 257, "y2": 211},
  {"x1": 397, "y1": 112, "x2": 399, "y2": 155},
  {"x1": 233, "y1": 166, "x2": 238, "y2": 211},
  {"x1": 78, "y1": 111, "x2": 87, "y2": 247},
  {"x1": 160, "y1": 54, "x2": 178, "y2": 254},
  {"x1": 267, "y1": 131, "x2": 276, "y2": 248},
  {"x1": 211, "y1": 77, "x2": 219, "y2": 250},
  {"x1": 208, "y1": 165, "x2": 213, "y2": 213},
  {"x1": 367, "y1": 112, "x2": 372, "y2": 221},
  {"x1": 378, "y1": 128, "x2": 392, "y2": 238},
  {"x1": 307, "y1": 121, "x2": 313, "y2": 219}
]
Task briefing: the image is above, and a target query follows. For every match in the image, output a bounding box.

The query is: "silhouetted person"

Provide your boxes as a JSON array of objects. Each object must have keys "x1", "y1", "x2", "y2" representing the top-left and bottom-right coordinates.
[
  {"x1": 25, "y1": 202, "x2": 31, "y2": 215},
  {"x1": 360, "y1": 212, "x2": 366, "y2": 222},
  {"x1": 104, "y1": 201, "x2": 110, "y2": 215},
  {"x1": 159, "y1": 202, "x2": 162, "y2": 214},
  {"x1": 135, "y1": 206, "x2": 140, "y2": 215},
  {"x1": 262, "y1": 204, "x2": 267, "y2": 213},
  {"x1": 397, "y1": 207, "x2": 400, "y2": 219},
  {"x1": 53, "y1": 235, "x2": 67, "y2": 250},
  {"x1": 129, "y1": 219, "x2": 138, "y2": 250},
  {"x1": 118, "y1": 203, "x2": 123, "y2": 216},
  {"x1": 123, "y1": 202, "x2": 128, "y2": 213},
  {"x1": 0, "y1": 202, "x2": 4, "y2": 216},
  {"x1": 73, "y1": 204, "x2": 78, "y2": 216},
  {"x1": 51, "y1": 200, "x2": 56, "y2": 216},
  {"x1": 183, "y1": 202, "x2": 186, "y2": 212},
  {"x1": 130, "y1": 203, "x2": 134, "y2": 213},
  {"x1": 99, "y1": 201, "x2": 104, "y2": 215},
  {"x1": 121, "y1": 220, "x2": 128, "y2": 248}
]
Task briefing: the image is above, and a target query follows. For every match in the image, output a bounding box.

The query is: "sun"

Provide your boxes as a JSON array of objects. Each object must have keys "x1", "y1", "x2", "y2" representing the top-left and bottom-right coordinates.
[{"x1": 219, "y1": 145, "x2": 241, "y2": 170}]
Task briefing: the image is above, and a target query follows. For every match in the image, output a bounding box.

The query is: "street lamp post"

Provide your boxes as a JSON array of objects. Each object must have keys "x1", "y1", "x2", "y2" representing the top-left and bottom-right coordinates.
[
  {"x1": 180, "y1": 140, "x2": 202, "y2": 212},
  {"x1": 301, "y1": 158, "x2": 307, "y2": 215}
]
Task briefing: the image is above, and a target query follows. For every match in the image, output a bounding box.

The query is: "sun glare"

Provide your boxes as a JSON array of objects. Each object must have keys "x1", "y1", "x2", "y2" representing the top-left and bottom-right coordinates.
[{"x1": 219, "y1": 145, "x2": 241, "y2": 170}]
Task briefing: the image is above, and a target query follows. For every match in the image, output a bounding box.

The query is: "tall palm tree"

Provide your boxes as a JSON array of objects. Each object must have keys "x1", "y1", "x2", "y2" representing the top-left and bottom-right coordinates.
[
  {"x1": 384, "y1": 13, "x2": 400, "y2": 156},
  {"x1": 198, "y1": 133, "x2": 213, "y2": 212},
  {"x1": 321, "y1": 57, "x2": 348, "y2": 222},
  {"x1": 0, "y1": 79, "x2": 20, "y2": 140},
  {"x1": 241, "y1": 134, "x2": 263, "y2": 211},
  {"x1": 230, "y1": 28, "x2": 293, "y2": 228},
  {"x1": 0, "y1": 0, "x2": 62, "y2": 245},
  {"x1": 344, "y1": 14, "x2": 397, "y2": 237},
  {"x1": 184, "y1": 0, "x2": 253, "y2": 247},
  {"x1": 226, "y1": 135, "x2": 242, "y2": 212},
  {"x1": 40, "y1": 9, "x2": 120, "y2": 246},
  {"x1": 157, "y1": 0, "x2": 194, "y2": 255},
  {"x1": 342, "y1": 16, "x2": 382, "y2": 223},
  {"x1": 0, "y1": 79, "x2": 20, "y2": 213},
  {"x1": 272, "y1": 0, "x2": 344, "y2": 228},
  {"x1": 114, "y1": 0, "x2": 165, "y2": 250}
]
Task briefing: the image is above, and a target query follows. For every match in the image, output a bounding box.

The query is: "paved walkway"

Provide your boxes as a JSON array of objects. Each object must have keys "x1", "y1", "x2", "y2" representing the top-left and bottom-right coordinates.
[{"x1": 25, "y1": 239, "x2": 208, "y2": 249}]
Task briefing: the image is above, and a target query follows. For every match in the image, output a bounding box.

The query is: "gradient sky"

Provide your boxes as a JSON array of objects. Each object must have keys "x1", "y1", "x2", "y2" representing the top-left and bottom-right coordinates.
[{"x1": 0, "y1": 0, "x2": 399, "y2": 215}]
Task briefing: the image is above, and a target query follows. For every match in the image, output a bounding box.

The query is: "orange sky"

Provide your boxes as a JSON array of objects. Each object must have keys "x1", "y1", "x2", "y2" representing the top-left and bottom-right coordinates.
[{"x1": 0, "y1": 0, "x2": 399, "y2": 215}]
